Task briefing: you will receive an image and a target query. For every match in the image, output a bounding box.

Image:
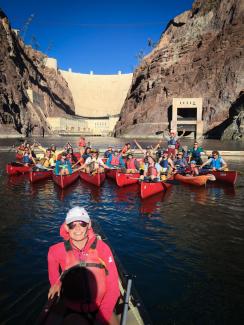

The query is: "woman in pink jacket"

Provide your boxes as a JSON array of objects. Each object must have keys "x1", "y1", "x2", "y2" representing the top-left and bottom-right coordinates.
[{"x1": 48, "y1": 206, "x2": 120, "y2": 324}]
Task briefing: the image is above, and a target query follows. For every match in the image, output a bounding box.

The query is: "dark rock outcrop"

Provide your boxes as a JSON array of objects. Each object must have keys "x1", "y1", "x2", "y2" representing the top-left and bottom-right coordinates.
[
  {"x1": 0, "y1": 10, "x2": 75, "y2": 136},
  {"x1": 114, "y1": 0, "x2": 244, "y2": 139}
]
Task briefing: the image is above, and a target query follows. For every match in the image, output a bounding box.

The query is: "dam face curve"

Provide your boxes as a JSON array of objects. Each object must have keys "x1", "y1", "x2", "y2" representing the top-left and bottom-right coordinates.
[{"x1": 60, "y1": 70, "x2": 133, "y2": 118}]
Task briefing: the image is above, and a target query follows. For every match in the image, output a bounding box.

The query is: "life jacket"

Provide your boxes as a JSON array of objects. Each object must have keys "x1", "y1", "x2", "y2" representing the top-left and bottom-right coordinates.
[
  {"x1": 160, "y1": 158, "x2": 168, "y2": 169},
  {"x1": 62, "y1": 237, "x2": 108, "y2": 313},
  {"x1": 126, "y1": 158, "x2": 136, "y2": 170},
  {"x1": 210, "y1": 157, "x2": 222, "y2": 169},
  {"x1": 22, "y1": 154, "x2": 31, "y2": 164},
  {"x1": 110, "y1": 155, "x2": 120, "y2": 166},
  {"x1": 78, "y1": 139, "x2": 86, "y2": 147},
  {"x1": 175, "y1": 158, "x2": 186, "y2": 168},
  {"x1": 191, "y1": 148, "x2": 201, "y2": 159},
  {"x1": 148, "y1": 166, "x2": 157, "y2": 177},
  {"x1": 168, "y1": 138, "x2": 177, "y2": 146}
]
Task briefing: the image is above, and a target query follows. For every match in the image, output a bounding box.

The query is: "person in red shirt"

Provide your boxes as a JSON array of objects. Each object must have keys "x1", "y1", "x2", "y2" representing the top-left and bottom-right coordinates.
[
  {"x1": 48, "y1": 206, "x2": 120, "y2": 324},
  {"x1": 78, "y1": 136, "x2": 86, "y2": 148}
]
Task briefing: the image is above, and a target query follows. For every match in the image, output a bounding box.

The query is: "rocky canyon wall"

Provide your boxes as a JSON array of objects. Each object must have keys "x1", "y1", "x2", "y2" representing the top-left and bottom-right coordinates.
[
  {"x1": 114, "y1": 0, "x2": 244, "y2": 140},
  {"x1": 0, "y1": 10, "x2": 75, "y2": 137}
]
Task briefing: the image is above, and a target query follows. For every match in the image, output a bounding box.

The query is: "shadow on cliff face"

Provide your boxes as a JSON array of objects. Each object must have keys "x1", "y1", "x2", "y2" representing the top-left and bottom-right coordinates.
[
  {"x1": 14, "y1": 38, "x2": 74, "y2": 116},
  {"x1": 205, "y1": 92, "x2": 244, "y2": 140}
]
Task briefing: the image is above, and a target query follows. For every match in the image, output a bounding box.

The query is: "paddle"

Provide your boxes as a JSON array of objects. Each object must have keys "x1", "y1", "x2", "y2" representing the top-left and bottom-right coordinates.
[{"x1": 120, "y1": 275, "x2": 134, "y2": 325}]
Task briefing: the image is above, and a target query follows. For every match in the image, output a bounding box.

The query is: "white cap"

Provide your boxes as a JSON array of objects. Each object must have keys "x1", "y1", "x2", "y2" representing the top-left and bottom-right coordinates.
[{"x1": 65, "y1": 207, "x2": 90, "y2": 224}]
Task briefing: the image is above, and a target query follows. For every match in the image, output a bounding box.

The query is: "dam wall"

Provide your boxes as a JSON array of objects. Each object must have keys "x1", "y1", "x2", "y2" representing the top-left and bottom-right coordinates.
[{"x1": 60, "y1": 70, "x2": 133, "y2": 118}]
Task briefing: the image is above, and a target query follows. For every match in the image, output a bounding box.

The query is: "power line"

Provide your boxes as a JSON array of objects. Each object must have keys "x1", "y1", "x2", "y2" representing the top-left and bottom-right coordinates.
[{"x1": 33, "y1": 21, "x2": 167, "y2": 28}]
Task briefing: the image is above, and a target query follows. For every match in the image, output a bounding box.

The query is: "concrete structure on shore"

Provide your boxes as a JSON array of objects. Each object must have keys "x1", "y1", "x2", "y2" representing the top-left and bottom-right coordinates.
[
  {"x1": 44, "y1": 58, "x2": 132, "y2": 135},
  {"x1": 47, "y1": 115, "x2": 119, "y2": 136},
  {"x1": 171, "y1": 98, "x2": 203, "y2": 139}
]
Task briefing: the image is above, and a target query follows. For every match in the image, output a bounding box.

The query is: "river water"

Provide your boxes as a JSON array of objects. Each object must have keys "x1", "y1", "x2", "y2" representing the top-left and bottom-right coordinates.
[{"x1": 0, "y1": 137, "x2": 244, "y2": 325}]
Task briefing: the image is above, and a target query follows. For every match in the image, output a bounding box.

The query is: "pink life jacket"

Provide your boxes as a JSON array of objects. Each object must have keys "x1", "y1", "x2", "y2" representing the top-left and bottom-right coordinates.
[
  {"x1": 110, "y1": 155, "x2": 120, "y2": 166},
  {"x1": 148, "y1": 166, "x2": 157, "y2": 177},
  {"x1": 126, "y1": 158, "x2": 136, "y2": 170},
  {"x1": 62, "y1": 236, "x2": 108, "y2": 313}
]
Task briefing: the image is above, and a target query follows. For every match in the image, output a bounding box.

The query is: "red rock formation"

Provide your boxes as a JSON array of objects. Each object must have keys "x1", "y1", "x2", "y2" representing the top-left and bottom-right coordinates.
[
  {"x1": 0, "y1": 10, "x2": 75, "y2": 136},
  {"x1": 114, "y1": 0, "x2": 244, "y2": 139}
]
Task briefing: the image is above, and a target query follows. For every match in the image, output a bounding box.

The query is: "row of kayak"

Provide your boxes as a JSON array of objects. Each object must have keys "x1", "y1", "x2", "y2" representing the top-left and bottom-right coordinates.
[{"x1": 6, "y1": 162, "x2": 238, "y2": 199}]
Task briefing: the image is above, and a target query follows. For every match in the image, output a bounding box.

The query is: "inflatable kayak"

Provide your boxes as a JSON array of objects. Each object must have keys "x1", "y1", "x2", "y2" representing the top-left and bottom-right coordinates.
[
  {"x1": 174, "y1": 174, "x2": 211, "y2": 186},
  {"x1": 80, "y1": 171, "x2": 106, "y2": 187},
  {"x1": 6, "y1": 162, "x2": 32, "y2": 175},
  {"x1": 116, "y1": 171, "x2": 140, "y2": 187},
  {"x1": 52, "y1": 171, "x2": 79, "y2": 189},
  {"x1": 140, "y1": 178, "x2": 173, "y2": 199}
]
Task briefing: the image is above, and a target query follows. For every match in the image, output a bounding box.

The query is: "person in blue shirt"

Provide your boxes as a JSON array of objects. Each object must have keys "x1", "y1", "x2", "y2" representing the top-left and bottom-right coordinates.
[
  {"x1": 174, "y1": 151, "x2": 188, "y2": 173},
  {"x1": 104, "y1": 146, "x2": 113, "y2": 159},
  {"x1": 200, "y1": 151, "x2": 227, "y2": 171},
  {"x1": 22, "y1": 147, "x2": 35, "y2": 165},
  {"x1": 55, "y1": 153, "x2": 73, "y2": 175}
]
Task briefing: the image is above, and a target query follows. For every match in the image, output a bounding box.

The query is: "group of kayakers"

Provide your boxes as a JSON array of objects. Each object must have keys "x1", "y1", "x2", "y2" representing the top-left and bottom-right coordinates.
[{"x1": 14, "y1": 133, "x2": 228, "y2": 181}]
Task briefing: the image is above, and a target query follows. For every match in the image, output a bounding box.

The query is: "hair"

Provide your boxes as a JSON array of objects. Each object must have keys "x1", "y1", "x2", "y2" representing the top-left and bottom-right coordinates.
[{"x1": 212, "y1": 150, "x2": 219, "y2": 156}]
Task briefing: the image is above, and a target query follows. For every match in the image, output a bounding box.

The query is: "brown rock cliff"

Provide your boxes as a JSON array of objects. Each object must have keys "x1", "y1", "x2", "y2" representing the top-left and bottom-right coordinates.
[
  {"x1": 114, "y1": 0, "x2": 244, "y2": 139},
  {"x1": 0, "y1": 10, "x2": 75, "y2": 136}
]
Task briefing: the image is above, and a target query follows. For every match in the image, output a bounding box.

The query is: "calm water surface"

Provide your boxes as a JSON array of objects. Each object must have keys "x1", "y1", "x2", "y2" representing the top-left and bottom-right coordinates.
[{"x1": 0, "y1": 137, "x2": 244, "y2": 325}]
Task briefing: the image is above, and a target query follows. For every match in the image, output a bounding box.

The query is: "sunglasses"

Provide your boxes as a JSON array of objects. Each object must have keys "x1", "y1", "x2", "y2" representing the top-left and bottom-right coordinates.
[{"x1": 67, "y1": 221, "x2": 88, "y2": 229}]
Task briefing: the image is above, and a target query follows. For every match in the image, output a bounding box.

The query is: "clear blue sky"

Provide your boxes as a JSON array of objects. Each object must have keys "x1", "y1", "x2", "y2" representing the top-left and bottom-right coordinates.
[{"x1": 2, "y1": 0, "x2": 193, "y2": 74}]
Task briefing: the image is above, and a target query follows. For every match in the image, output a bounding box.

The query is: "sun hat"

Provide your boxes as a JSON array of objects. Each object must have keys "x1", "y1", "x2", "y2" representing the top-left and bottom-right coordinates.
[{"x1": 65, "y1": 207, "x2": 90, "y2": 224}]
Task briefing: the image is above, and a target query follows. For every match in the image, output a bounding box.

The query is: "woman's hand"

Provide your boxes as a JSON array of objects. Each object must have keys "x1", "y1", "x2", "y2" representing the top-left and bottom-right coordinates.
[{"x1": 48, "y1": 283, "x2": 61, "y2": 299}]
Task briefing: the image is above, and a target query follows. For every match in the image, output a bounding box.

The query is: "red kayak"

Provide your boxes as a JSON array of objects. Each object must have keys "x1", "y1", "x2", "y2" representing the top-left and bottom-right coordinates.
[
  {"x1": 201, "y1": 170, "x2": 238, "y2": 185},
  {"x1": 116, "y1": 171, "x2": 140, "y2": 187},
  {"x1": 106, "y1": 168, "x2": 118, "y2": 180},
  {"x1": 140, "y1": 178, "x2": 173, "y2": 199},
  {"x1": 6, "y1": 162, "x2": 32, "y2": 175},
  {"x1": 29, "y1": 169, "x2": 53, "y2": 183},
  {"x1": 52, "y1": 171, "x2": 80, "y2": 189},
  {"x1": 80, "y1": 171, "x2": 106, "y2": 187},
  {"x1": 174, "y1": 174, "x2": 210, "y2": 186}
]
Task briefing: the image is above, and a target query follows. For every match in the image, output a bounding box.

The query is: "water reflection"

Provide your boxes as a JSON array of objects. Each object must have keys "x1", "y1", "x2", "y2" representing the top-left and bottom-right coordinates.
[
  {"x1": 140, "y1": 192, "x2": 166, "y2": 215},
  {"x1": 0, "y1": 150, "x2": 244, "y2": 324}
]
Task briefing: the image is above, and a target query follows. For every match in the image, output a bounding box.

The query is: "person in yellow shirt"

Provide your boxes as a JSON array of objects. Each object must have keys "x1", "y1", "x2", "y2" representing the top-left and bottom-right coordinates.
[
  {"x1": 37, "y1": 144, "x2": 64, "y2": 165},
  {"x1": 35, "y1": 149, "x2": 55, "y2": 169}
]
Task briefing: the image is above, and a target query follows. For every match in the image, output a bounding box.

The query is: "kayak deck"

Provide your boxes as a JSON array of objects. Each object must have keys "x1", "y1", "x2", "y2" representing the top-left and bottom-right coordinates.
[
  {"x1": 175, "y1": 174, "x2": 209, "y2": 186},
  {"x1": 80, "y1": 171, "x2": 106, "y2": 187},
  {"x1": 52, "y1": 171, "x2": 80, "y2": 189}
]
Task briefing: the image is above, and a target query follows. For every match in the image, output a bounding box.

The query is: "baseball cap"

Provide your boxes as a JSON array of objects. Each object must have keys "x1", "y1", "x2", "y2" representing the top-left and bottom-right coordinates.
[
  {"x1": 190, "y1": 160, "x2": 196, "y2": 164},
  {"x1": 65, "y1": 207, "x2": 90, "y2": 224}
]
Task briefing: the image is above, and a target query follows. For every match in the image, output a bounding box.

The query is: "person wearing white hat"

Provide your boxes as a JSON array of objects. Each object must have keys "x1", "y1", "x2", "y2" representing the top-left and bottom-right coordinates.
[{"x1": 47, "y1": 207, "x2": 120, "y2": 324}]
